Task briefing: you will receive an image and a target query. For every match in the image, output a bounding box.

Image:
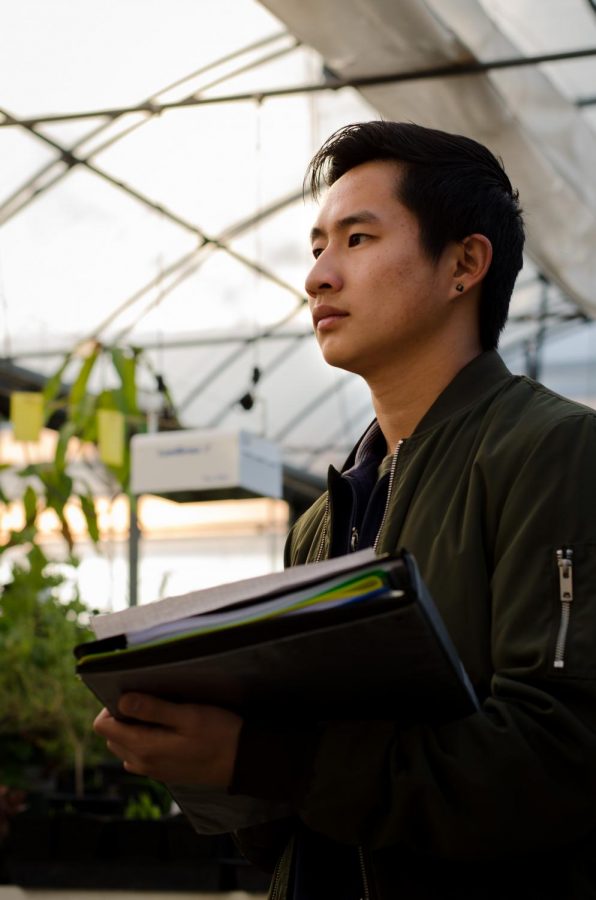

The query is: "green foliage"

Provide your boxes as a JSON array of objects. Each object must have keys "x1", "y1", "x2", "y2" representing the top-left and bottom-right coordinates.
[
  {"x1": 68, "y1": 345, "x2": 101, "y2": 428},
  {"x1": 0, "y1": 343, "x2": 168, "y2": 794},
  {"x1": 2, "y1": 343, "x2": 146, "y2": 557},
  {"x1": 22, "y1": 485, "x2": 37, "y2": 527},
  {"x1": 79, "y1": 492, "x2": 100, "y2": 543},
  {"x1": 0, "y1": 734, "x2": 42, "y2": 788},
  {"x1": 110, "y1": 347, "x2": 139, "y2": 415},
  {"x1": 124, "y1": 791, "x2": 164, "y2": 821},
  {"x1": 42, "y1": 354, "x2": 70, "y2": 417},
  {"x1": 0, "y1": 545, "x2": 105, "y2": 791},
  {"x1": 123, "y1": 779, "x2": 172, "y2": 819},
  {"x1": 36, "y1": 465, "x2": 74, "y2": 548},
  {"x1": 55, "y1": 421, "x2": 78, "y2": 474},
  {"x1": 93, "y1": 351, "x2": 144, "y2": 489}
]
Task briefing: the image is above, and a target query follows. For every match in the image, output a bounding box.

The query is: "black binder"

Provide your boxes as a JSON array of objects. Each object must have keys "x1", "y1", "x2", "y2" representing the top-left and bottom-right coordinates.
[{"x1": 75, "y1": 550, "x2": 478, "y2": 725}]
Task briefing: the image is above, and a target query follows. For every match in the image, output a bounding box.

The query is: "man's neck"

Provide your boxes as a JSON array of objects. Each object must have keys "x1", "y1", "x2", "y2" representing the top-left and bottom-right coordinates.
[{"x1": 368, "y1": 343, "x2": 482, "y2": 452}]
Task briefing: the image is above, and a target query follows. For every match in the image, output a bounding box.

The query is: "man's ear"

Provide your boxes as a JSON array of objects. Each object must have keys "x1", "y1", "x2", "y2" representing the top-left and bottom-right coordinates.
[{"x1": 450, "y1": 234, "x2": 493, "y2": 298}]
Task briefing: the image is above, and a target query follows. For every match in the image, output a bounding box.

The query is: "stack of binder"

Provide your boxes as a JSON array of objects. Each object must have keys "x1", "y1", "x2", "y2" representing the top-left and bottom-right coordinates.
[{"x1": 75, "y1": 549, "x2": 478, "y2": 725}]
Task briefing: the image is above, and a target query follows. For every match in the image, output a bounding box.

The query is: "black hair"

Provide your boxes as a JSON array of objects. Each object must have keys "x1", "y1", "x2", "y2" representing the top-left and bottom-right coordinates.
[{"x1": 306, "y1": 121, "x2": 525, "y2": 350}]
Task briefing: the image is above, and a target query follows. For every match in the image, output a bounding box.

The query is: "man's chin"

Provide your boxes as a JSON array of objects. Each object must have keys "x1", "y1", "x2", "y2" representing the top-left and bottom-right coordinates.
[{"x1": 320, "y1": 349, "x2": 362, "y2": 376}]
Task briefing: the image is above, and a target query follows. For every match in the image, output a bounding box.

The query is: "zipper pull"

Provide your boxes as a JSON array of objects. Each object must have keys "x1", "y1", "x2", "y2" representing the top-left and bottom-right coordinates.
[
  {"x1": 557, "y1": 547, "x2": 574, "y2": 603},
  {"x1": 554, "y1": 547, "x2": 574, "y2": 670},
  {"x1": 350, "y1": 526, "x2": 359, "y2": 552}
]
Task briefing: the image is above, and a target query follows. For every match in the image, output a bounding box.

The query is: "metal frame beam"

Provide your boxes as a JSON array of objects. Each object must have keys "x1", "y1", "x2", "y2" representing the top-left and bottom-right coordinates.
[
  {"x1": 0, "y1": 102, "x2": 304, "y2": 314},
  {"x1": 6, "y1": 328, "x2": 313, "y2": 362},
  {"x1": 3, "y1": 46, "x2": 596, "y2": 128},
  {"x1": 206, "y1": 334, "x2": 311, "y2": 426},
  {"x1": 0, "y1": 34, "x2": 306, "y2": 359},
  {"x1": 273, "y1": 372, "x2": 354, "y2": 443}
]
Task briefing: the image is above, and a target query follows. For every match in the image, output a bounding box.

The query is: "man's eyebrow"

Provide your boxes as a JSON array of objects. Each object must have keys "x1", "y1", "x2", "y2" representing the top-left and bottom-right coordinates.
[{"x1": 310, "y1": 210, "x2": 381, "y2": 244}]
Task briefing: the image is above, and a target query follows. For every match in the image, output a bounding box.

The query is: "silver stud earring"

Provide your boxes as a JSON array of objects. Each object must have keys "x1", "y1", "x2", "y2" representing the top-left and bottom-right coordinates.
[{"x1": 455, "y1": 283, "x2": 465, "y2": 293}]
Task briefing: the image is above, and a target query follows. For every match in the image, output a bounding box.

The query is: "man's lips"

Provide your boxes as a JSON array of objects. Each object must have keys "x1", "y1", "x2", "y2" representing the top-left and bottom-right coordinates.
[{"x1": 312, "y1": 305, "x2": 349, "y2": 330}]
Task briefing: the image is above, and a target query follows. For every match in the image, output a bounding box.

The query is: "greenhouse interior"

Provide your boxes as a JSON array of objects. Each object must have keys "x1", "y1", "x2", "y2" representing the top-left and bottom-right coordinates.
[{"x1": 2, "y1": 0, "x2": 596, "y2": 897}]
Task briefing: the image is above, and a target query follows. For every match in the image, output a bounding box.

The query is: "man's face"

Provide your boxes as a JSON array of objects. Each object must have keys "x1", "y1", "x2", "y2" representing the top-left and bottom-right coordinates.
[{"x1": 306, "y1": 159, "x2": 458, "y2": 380}]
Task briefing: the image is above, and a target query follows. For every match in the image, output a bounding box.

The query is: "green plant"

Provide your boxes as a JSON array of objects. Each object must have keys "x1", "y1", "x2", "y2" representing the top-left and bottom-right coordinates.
[
  {"x1": 5, "y1": 342, "x2": 177, "y2": 547},
  {"x1": 15, "y1": 344, "x2": 141, "y2": 544},
  {"x1": 124, "y1": 790, "x2": 164, "y2": 821},
  {"x1": 0, "y1": 543, "x2": 106, "y2": 796},
  {"x1": 0, "y1": 344, "x2": 177, "y2": 798}
]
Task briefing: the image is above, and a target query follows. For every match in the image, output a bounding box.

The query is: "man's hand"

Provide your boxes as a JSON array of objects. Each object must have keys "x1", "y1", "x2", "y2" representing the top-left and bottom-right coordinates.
[{"x1": 93, "y1": 693, "x2": 243, "y2": 788}]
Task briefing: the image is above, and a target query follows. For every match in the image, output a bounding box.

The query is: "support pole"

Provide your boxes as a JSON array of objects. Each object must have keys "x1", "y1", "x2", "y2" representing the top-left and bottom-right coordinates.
[{"x1": 128, "y1": 493, "x2": 139, "y2": 607}]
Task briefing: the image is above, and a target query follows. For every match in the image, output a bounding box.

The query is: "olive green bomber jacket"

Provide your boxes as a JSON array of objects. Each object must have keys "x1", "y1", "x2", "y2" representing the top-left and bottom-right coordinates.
[{"x1": 231, "y1": 351, "x2": 596, "y2": 898}]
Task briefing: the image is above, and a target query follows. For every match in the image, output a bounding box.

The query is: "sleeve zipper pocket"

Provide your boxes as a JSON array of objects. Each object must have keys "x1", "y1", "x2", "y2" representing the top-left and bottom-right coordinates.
[{"x1": 554, "y1": 547, "x2": 574, "y2": 670}]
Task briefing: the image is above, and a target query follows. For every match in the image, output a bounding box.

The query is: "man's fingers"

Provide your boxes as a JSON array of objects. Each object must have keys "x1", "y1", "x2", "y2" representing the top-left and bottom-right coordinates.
[
  {"x1": 104, "y1": 739, "x2": 149, "y2": 776},
  {"x1": 123, "y1": 759, "x2": 145, "y2": 775},
  {"x1": 94, "y1": 706, "x2": 161, "y2": 752},
  {"x1": 93, "y1": 707, "x2": 113, "y2": 730},
  {"x1": 93, "y1": 697, "x2": 242, "y2": 786},
  {"x1": 118, "y1": 692, "x2": 200, "y2": 730},
  {"x1": 105, "y1": 738, "x2": 133, "y2": 762}
]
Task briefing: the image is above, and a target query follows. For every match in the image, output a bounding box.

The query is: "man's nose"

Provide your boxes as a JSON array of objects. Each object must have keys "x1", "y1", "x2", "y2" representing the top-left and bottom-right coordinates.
[{"x1": 305, "y1": 255, "x2": 343, "y2": 298}]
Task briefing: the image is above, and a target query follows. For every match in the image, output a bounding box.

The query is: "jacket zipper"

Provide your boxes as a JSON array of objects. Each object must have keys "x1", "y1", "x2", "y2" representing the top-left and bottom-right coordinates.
[
  {"x1": 313, "y1": 444, "x2": 404, "y2": 896},
  {"x1": 269, "y1": 855, "x2": 283, "y2": 900},
  {"x1": 354, "y1": 438, "x2": 403, "y2": 899},
  {"x1": 316, "y1": 439, "x2": 405, "y2": 562},
  {"x1": 358, "y1": 845, "x2": 371, "y2": 900},
  {"x1": 373, "y1": 439, "x2": 405, "y2": 553},
  {"x1": 314, "y1": 496, "x2": 330, "y2": 563},
  {"x1": 554, "y1": 547, "x2": 574, "y2": 669},
  {"x1": 269, "y1": 834, "x2": 294, "y2": 900}
]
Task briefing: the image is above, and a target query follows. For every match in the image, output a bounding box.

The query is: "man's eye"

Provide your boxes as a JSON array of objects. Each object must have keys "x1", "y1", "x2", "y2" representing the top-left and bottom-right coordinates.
[
  {"x1": 348, "y1": 233, "x2": 368, "y2": 247},
  {"x1": 312, "y1": 247, "x2": 323, "y2": 259}
]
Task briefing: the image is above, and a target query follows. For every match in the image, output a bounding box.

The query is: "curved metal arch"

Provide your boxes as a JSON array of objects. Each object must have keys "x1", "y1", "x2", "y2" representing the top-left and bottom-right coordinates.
[
  {"x1": 0, "y1": 31, "x2": 294, "y2": 227},
  {"x1": 0, "y1": 100, "x2": 308, "y2": 338},
  {"x1": 0, "y1": 37, "x2": 306, "y2": 336},
  {"x1": 178, "y1": 296, "x2": 309, "y2": 414},
  {"x1": 272, "y1": 372, "x2": 354, "y2": 443},
  {"x1": 301, "y1": 399, "x2": 374, "y2": 469},
  {"x1": 102, "y1": 185, "x2": 309, "y2": 346},
  {"x1": 205, "y1": 332, "x2": 313, "y2": 427}
]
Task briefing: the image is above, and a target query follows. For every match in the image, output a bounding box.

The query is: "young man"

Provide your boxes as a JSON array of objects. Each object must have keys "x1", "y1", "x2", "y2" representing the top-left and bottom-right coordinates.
[{"x1": 95, "y1": 122, "x2": 596, "y2": 899}]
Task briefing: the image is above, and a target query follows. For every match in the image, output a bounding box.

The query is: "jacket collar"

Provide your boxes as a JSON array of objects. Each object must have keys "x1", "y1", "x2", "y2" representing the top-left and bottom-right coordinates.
[
  {"x1": 412, "y1": 350, "x2": 512, "y2": 436},
  {"x1": 340, "y1": 351, "x2": 512, "y2": 472}
]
